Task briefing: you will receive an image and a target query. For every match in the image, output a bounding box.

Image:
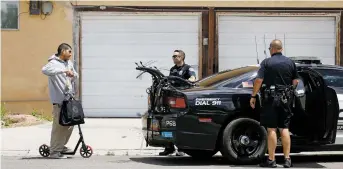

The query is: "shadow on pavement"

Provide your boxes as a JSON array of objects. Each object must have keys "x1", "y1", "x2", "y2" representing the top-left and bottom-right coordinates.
[
  {"x1": 129, "y1": 154, "x2": 343, "y2": 168},
  {"x1": 20, "y1": 157, "x2": 74, "y2": 160}
]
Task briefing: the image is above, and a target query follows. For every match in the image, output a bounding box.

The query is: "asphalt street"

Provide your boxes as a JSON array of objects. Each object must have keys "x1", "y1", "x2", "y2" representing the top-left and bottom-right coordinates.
[{"x1": 2, "y1": 154, "x2": 343, "y2": 169}]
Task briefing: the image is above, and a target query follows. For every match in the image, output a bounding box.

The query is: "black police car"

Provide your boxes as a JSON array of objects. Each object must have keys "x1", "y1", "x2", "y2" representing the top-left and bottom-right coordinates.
[{"x1": 136, "y1": 57, "x2": 342, "y2": 164}]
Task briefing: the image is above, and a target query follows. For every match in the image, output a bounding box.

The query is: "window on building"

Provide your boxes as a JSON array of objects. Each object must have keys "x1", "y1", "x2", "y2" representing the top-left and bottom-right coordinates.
[{"x1": 1, "y1": 1, "x2": 19, "y2": 30}]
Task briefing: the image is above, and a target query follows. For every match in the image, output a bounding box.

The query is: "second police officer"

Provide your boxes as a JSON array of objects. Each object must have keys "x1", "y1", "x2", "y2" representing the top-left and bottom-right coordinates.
[
  {"x1": 250, "y1": 40, "x2": 299, "y2": 168},
  {"x1": 158, "y1": 49, "x2": 197, "y2": 156}
]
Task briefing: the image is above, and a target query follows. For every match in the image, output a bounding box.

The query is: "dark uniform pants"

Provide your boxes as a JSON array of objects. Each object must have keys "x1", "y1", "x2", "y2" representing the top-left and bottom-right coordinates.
[{"x1": 260, "y1": 96, "x2": 293, "y2": 129}]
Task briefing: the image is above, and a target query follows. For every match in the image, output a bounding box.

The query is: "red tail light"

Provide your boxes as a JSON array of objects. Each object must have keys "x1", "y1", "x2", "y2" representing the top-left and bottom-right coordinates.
[{"x1": 168, "y1": 97, "x2": 186, "y2": 108}]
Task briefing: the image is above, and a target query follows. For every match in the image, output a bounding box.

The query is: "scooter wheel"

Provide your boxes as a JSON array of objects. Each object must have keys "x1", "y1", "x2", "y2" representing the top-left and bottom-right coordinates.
[
  {"x1": 80, "y1": 145, "x2": 93, "y2": 158},
  {"x1": 39, "y1": 144, "x2": 50, "y2": 157}
]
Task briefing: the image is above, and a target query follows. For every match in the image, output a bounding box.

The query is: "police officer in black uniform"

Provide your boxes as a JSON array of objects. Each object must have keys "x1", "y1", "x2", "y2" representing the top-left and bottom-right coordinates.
[
  {"x1": 158, "y1": 49, "x2": 196, "y2": 156},
  {"x1": 250, "y1": 40, "x2": 299, "y2": 168},
  {"x1": 169, "y1": 50, "x2": 196, "y2": 82}
]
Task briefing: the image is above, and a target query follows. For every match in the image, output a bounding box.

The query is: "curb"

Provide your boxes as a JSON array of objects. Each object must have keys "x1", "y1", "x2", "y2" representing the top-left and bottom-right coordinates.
[{"x1": 1, "y1": 149, "x2": 165, "y2": 157}]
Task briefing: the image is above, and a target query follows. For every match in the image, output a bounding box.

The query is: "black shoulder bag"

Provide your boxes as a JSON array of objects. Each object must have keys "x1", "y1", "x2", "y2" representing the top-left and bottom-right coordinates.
[{"x1": 59, "y1": 94, "x2": 85, "y2": 126}]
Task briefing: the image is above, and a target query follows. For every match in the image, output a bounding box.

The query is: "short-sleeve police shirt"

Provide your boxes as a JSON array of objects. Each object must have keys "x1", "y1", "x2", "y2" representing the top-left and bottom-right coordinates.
[
  {"x1": 256, "y1": 53, "x2": 299, "y2": 86},
  {"x1": 169, "y1": 64, "x2": 196, "y2": 80}
]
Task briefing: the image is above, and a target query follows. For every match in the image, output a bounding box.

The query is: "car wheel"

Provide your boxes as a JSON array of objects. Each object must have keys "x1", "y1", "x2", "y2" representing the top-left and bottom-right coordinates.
[
  {"x1": 183, "y1": 149, "x2": 217, "y2": 159},
  {"x1": 220, "y1": 118, "x2": 267, "y2": 164}
]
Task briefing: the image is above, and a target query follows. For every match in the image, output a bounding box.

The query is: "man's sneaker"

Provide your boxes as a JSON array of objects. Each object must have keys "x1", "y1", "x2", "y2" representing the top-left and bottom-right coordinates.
[
  {"x1": 283, "y1": 158, "x2": 293, "y2": 168},
  {"x1": 62, "y1": 146, "x2": 73, "y2": 153},
  {"x1": 49, "y1": 152, "x2": 67, "y2": 159},
  {"x1": 159, "y1": 148, "x2": 174, "y2": 156},
  {"x1": 259, "y1": 159, "x2": 277, "y2": 168},
  {"x1": 175, "y1": 151, "x2": 185, "y2": 156}
]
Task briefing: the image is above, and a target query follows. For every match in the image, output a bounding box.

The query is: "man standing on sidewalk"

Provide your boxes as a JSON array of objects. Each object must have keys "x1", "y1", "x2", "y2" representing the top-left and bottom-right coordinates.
[{"x1": 42, "y1": 43, "x2": 79, "y2": 159}]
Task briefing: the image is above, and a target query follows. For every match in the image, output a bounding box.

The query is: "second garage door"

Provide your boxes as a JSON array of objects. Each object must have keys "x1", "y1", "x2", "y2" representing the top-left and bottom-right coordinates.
[
  {"x1": 80, "y1": 12, "x2": 201, "y2": 117},
  {"x1": 217, "y1": 14, "x2": 338, "y2": 71}
]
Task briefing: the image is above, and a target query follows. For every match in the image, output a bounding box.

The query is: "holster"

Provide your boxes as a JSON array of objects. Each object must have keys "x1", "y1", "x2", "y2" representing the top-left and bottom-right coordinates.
[{"x1": 261, "y1": 85, "x2": 295, "y2": 108}]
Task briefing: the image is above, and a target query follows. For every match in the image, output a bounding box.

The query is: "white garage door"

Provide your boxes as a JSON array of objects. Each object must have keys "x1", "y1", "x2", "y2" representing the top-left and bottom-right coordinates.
[
  {"x1": 217, "y1": 14, "x2": 338, "y2": 71},
  {"x1": 80, "y1": 12, "x2": 201, "y2": 117}
]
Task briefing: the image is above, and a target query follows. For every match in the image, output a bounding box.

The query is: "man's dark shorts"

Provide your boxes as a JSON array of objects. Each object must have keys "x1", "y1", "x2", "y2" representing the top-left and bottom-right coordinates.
[{"x1": 260, "y1": 98, "x2": 293, "y2": 129}]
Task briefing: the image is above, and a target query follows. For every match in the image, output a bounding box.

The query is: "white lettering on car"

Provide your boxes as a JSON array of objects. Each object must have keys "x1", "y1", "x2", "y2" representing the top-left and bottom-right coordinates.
[
  {"x1": 165, "y1": 121, "x2": 176, "y2": 127},
  {"x1": 195, "y1": 98, "x2": 222, "y2": 106}
]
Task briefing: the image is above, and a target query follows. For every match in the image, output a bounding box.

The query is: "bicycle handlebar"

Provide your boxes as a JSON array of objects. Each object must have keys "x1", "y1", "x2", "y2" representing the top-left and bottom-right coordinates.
[{"x1": 136, "y1": 66, "x2": 165, "y2": 79}]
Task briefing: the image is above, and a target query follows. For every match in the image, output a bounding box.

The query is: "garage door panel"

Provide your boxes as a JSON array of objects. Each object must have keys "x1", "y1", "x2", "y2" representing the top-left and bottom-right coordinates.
[
  {"x1": 218, "y1": 15, "x2": 337, "y2": 70},
  {"x1": 284, "y1": 45, "x2": 335, "y2": 57},
  {"x1": 82, "y1": 96, "x2": 147, "y2": 109},
  {"x1": 219, "y1": 33, "x2": 335, "y2": 40},
  {"x1": 81, "y1": 33, "x2": 199, "y2": 45},
  {"x1": 219, "y1": 58, "x2": 260, "y2": 71},
  {"x1": 219, "y1": 16, "x2": 335, "y2": 22},
  {"x1": 82, "y1": 109, "x2": 146, "y2": 118},
  {"x1": 81, "y1": 44, "x2": 199, "y2": 59},
  {"x1": 81, "y1": 13, "x2": 201, "y2": 117},
  {"x1": 283, "y1": 33, "x2": 336, "y2": 39},
  {"x1": 82, "y1": 57, "x2": 198, "y2": 69},
  {"x1": 219, "y1": 21, "x2": 334, "y2": 33},
  {"x1": 220, "y1": 36, "x2": 335, "y2": 46},
  {"x1": 82, "y1": 66, "x2": 199, "y2": 82},
  {"x1": 82, "y1": 14, "x2": 199, "y2": 21},
  {"x1": 219, "y1": 45, "x2": 263, "y2": 57},
  {"x1": 82, "y1": 69, "x2": 157, "y2": 82},
  {"x1": 82, "y1": 20, "x2": 199, "y2": 33},
  {"x1": 82, "y1": 82, "x2": 151, "y2": 96}
]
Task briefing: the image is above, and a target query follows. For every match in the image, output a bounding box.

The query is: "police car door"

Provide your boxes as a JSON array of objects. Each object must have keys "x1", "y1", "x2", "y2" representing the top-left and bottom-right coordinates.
[{"x1": 299, "y1": 67, "x2": 340, "y2": 143}]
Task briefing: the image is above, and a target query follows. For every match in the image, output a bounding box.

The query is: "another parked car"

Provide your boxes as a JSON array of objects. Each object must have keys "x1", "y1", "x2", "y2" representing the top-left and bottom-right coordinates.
[{"x1": 138, "y1": 57, "x2": 341, "y2": 164}]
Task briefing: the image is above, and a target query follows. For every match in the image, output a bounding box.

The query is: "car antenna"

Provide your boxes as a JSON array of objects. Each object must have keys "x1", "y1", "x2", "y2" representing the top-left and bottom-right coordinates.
[
  {"x1": 263, "y1": 34, "x2": 267, "y2": 59},
  {"x1": 254, "y1": 36, "x2": 259, "y2": 64}
]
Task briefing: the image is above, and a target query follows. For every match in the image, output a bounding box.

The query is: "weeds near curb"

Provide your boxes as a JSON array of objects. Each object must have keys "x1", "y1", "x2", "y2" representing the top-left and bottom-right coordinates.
[
  {"x1": 1, "y1": 103, "x2": 10, "y2": 126},
  {"x1": 31, "y1": 109, "x2": 53, "y2": 122},
  {"x1": 106, "y1": 151, "x2": 115, "y2": 156}
]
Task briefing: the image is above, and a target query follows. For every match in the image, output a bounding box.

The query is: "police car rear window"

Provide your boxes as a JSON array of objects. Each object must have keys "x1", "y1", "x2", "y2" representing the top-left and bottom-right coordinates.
[
  {"x1": 313, "y1": 68, "x2": 343, "y2": 88},
  {"x1": 197, "y1": 66, "x2": 259, "y2": 87}
]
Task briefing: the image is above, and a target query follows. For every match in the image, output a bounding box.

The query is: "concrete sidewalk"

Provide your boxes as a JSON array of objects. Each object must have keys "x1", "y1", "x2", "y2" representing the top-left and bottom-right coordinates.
[
  {"x1": 2, "y1": 118, "x2": 343, "y2": 158},
  {"x1": 1, "y1": 118, "x2": 163, "y2": 157}
]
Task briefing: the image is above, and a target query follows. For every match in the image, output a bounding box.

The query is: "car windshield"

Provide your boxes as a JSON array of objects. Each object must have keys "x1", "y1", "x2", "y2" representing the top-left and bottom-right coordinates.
[
  {"x1": 313, "y1": 68, "x2": 343, "y2": 88},
  {"x1": 197, "y1": 66, "x2": 259, "y2": 87}
]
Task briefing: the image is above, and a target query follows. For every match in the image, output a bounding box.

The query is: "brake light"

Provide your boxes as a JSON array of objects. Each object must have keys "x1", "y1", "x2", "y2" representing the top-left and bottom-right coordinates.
[{"x1": 168, "y1": 97, "x2": 186, "y2": 108}]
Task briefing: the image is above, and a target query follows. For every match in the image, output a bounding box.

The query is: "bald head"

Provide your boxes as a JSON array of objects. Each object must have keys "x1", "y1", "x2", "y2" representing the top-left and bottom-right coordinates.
[{"x1": 269, "y1": 39, "x2": 283, "y2": 56}]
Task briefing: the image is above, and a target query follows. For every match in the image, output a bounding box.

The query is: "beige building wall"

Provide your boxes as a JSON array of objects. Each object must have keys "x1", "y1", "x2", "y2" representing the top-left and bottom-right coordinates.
[
  {"x1": 1, "y1": 0, "x2": 342, "y2": 116},
  {"x1": 1, "y1": 1, "x2": 73, "y2": 115}
]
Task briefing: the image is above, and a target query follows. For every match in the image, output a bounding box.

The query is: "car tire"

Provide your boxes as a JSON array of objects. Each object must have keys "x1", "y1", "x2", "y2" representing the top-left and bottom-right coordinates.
[
  {"x1": 183, "y1": 149, "x2": 217, "y2": 159},
  {"x1": 220, "y1": 118, "x2": 267, "y2": 164}
]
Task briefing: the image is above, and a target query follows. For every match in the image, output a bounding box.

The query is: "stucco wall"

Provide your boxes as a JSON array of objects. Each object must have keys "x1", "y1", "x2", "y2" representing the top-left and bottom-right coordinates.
[
  {"x1": 1, "y1": 0, "x2": 342, "y2": 116},
  {"x1": 1, "y1": 1, "x2": 73, "y2": 115}
]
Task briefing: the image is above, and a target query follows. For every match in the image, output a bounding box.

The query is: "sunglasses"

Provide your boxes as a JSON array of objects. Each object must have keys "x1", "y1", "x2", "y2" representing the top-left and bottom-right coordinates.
[{"x1": 172, "y1": 55, "x2": 179, "y2": 58}]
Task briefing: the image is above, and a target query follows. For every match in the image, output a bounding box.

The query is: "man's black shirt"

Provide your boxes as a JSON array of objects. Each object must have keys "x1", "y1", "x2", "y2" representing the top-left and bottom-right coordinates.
[
  {"x1": 256, "y1": 53, "x2": 299, "y2": 87},
  {"x1": 169, "y1": 64, "x2": 196, "y2": 80}
]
